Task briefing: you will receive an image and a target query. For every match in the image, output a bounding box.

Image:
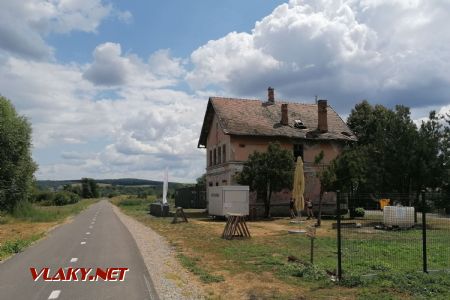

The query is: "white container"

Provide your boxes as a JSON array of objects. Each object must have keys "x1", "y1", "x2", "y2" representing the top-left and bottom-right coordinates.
[
  {"x1": 208, "y1": 186, "x2": 249, "y2": 216},
  {"x1": 383, "y1": 206, "x2": 415, "y2": 228}
]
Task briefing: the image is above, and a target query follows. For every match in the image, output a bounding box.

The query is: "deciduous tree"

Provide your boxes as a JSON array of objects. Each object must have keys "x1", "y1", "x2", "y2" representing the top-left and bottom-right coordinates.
[{"x1": 0, "y1": 96, "x2": 37, "y2": 212}]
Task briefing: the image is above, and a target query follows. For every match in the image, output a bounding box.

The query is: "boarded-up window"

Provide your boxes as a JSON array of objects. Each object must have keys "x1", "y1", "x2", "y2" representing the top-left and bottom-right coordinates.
[
  {"x1": 293, "y1": 144, "x2": 304, "y2": 161},
  {"x1": 222, "y1": 145, "x2": 226, "y2": 163}
]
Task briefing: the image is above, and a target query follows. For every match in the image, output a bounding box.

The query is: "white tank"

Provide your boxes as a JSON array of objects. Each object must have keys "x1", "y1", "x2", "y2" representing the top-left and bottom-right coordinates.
[{"x1": 383, "y1": 206, "x2": 415, "y2": 228}]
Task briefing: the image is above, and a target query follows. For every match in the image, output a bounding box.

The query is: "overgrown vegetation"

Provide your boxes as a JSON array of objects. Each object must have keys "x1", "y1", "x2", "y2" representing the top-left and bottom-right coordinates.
[
  {"x1": 325, "y1": 101, "x2": 450, "y2": 209},
  {"x1": 0, "y1": 96, "x2": 37, "y2": 212},
  {"x1": 11, "y1": 198, "x2": 98, "y2": 222},
  {"x1": 0, "y1": 233, "x2": 44, "y2": 258}
]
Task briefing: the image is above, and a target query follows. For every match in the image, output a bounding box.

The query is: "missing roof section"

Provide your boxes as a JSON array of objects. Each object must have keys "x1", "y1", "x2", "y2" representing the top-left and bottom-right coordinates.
[{"x1": 294, "y1": 119, "x2": 307, "y2": 129}]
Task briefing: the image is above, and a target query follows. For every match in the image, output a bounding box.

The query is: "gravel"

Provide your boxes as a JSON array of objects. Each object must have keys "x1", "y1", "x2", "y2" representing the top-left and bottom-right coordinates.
[{"x1": 112, "y1": 204, "x2": 205, "y2": 300}]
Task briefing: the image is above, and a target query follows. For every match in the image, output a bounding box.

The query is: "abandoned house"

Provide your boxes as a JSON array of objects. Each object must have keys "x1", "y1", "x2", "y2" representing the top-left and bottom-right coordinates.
[{"x1": 197, "y1": 88, "x2": 357, "y2": 215}]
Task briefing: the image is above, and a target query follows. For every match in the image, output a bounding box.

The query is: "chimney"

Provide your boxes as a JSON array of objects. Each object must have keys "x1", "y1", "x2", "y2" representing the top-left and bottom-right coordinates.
[
  {"x1": 268, "y1": 87, "x2": 274, "y2": 103},
  {"x1": 281, "y1": 104, "x2": 289, "y2": 125},
  {"x1": 317, "y1": 99, "x2": 328, "y2": 133}
]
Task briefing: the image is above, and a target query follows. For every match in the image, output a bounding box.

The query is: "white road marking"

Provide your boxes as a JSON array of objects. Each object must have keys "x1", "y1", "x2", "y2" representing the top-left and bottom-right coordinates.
[
  {"x1": 70, "y1": 258, "x2": 78, "y2": 263},
  {"x1": 81, "y1": 241, "x2": 86, "y2": 245},
  {"x1": 86, "y1": 232, "x2": 90, "y2": 235},
  {"x1": 143, "y1": 275, "x2": 155, "y2": 300},
  {"x1": 48, "y1": 290, "x2": 61, "y2": 299}
]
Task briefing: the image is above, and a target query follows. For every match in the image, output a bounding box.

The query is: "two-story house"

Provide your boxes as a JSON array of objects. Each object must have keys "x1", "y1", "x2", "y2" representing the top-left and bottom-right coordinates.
[{"x1": 198, "y1": 88, "x2": 357, "y2": 211}]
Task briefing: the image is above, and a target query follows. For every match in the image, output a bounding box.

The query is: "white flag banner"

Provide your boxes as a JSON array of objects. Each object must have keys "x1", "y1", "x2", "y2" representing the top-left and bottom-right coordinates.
[{"x1": 162, "y1": 167, "x2": 168, "y2": 204}]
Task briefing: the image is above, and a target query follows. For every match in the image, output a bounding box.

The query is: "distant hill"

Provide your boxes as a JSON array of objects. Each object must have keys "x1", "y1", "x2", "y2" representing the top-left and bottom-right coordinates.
[{"x1": 36, "y1": 178, "x2": 190, "y2": 190}]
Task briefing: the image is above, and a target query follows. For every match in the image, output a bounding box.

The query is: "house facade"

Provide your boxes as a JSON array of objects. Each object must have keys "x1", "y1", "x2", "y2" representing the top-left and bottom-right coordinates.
[{"x1": 198, "y1": 88, "x2": 357, "y2": 211}]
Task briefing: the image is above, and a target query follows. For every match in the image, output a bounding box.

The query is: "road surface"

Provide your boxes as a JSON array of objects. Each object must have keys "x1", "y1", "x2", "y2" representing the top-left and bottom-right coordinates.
[{"x1": 0, "y1": 199, "x2": 159, "y2": 300}]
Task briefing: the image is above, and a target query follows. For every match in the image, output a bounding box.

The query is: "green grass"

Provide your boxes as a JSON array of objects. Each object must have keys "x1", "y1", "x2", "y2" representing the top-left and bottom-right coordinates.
[
  {"x1": 0, "y1": 233, "x2": 44, "y2": 258},
  {"x1": 11, "y1": 198, "x2": 99, "y2": 223},
  {"x1": 113, "y1": 199, "x2": 450, "y2": 299},
  {"x1": 177, "y1": 253, "x2": 224, "y2": 283}
]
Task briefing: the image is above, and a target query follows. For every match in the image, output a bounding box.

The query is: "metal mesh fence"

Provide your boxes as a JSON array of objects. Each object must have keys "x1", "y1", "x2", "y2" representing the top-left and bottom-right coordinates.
[{"x1": 336, "y1": 192, "x2": 450, "y2": 278}]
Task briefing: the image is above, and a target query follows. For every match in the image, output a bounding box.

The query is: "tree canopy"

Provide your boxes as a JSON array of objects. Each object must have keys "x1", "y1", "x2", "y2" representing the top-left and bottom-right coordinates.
[
  {"x1": 327, "y1": 100, "x2": 450, "y2": 202},
  {"x1": 0, "y1": 96, "x2": 37, "y2": 212},
  {"x1": 236, "y1": 142, "x2": 294, "y2": 217}
]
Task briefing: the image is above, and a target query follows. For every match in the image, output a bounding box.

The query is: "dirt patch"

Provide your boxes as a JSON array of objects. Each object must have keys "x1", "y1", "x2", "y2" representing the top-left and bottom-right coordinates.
[{"x1": 0, "y1": 221, "x2": 57, "y2": 244}]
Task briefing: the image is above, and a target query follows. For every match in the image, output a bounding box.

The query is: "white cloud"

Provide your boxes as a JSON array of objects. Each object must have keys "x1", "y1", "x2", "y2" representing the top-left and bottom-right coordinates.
[
  {"x1": 0, "y1": 0, "x2": 130, "y2": 59},
  {"x1": 187, "y1": 0, "x2": 450, "y2": 110},
  {"x1": 83, "y1": 43, "x2": 128, "y2": 86},
  {"x1": 4, "y1": 0, "x2": 450, "y2": 182},
  {"x1": 0, "y1": 40, "x2": 205, "y2": 181},
  {"x1": 149, "y1": 49, "x2": 186, "y2": 78}
]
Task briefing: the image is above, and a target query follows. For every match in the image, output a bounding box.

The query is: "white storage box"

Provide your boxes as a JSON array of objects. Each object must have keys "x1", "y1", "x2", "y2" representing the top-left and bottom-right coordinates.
[
  {"x1": 383, "y1": 206, "x2": 415, "y2": 228},
  {"x1": 208, "y1": 186, "x2": 249, "y2": 216}
]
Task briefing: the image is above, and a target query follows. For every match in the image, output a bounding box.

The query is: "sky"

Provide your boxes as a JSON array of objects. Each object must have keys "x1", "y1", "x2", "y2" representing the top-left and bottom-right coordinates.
[{"x1": 1, "y1": 0, "x2": 449, "y2": 183}]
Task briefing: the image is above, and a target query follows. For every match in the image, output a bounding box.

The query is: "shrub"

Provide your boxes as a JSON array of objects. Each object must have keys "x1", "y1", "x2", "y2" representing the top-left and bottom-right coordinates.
[
  {"x1": 33, "y1": 191, "x2": 54, "y2": 203},
  {"x1": 53, "y1": 192, "x2": 80, "y2": 206},
  {"x1": 354, "y1": 207, "x2": 365, "y2": 217}
]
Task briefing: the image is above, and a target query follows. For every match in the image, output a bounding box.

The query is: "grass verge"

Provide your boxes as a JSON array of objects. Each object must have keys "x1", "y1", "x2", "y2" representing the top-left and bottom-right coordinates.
[
  {"x1": 177, "y1": 253, "x2": 224, "y2": 283},
  {"x1": 112, "y1": 197, "x2": 450, "y2": 300},
  {"x1": 0, "y1": 198, "x2": 99, "y2": 260}
]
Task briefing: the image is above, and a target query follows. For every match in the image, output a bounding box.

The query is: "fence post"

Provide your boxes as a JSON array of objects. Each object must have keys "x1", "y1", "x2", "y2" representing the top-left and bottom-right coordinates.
[
  {"x1": 421, "y1": 191, "x2": 428, "y2": 273},
  {"x1": 336, "y1": 190, "x2": 342, "y2": 280}
]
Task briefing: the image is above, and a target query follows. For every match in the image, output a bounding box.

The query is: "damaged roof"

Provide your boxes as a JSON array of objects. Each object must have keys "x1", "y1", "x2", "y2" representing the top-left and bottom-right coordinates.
[{"x1": 198, "y1": 97, "x2": 357, "y2": 148}]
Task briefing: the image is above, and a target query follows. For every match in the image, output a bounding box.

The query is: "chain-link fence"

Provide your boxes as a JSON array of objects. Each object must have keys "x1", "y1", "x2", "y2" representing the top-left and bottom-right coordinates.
[{"x1": 336, "y1": 192, "x2": 450, "y2": 279}]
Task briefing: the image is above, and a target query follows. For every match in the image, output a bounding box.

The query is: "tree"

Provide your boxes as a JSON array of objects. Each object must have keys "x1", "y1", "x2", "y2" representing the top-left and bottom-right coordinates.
[
  {"x1": 326, "y1": 100, "x2": 450, "y2": 209},
  {"x1": 0, "y1": 96, "x2": 37, "y2": 212},
  {"x1": 196, "y1": 173, "x2": 206, "y2": 186},
  {"x1": 236, "y1": 142, "x2": 294, "y2": 218},
  {"x1": 81, "y1": 178, "x2": 98, "y2": 198}
]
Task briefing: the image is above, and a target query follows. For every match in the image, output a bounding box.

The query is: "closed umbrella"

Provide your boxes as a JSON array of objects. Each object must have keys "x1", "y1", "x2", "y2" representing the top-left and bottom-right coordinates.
[{"x1": 292, "y1": 156, "x2": 305, "y2": 216}]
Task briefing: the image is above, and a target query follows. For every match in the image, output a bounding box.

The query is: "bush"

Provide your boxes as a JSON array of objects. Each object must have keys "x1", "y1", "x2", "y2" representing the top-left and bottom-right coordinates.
[
  {"x1": 53, "y1": 192, "x2": 80, "y2": 206},
  {"x1": 33, "y1": 191, "x2": 54, "y2": 203},
  {"x1": 354, "y1": 207, "x2": 365, "y2": 217}
]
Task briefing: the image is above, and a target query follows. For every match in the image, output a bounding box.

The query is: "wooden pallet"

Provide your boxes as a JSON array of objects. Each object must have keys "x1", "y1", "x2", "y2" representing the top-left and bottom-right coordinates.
[
  {"x1": 222, "y1": 214, "x2": 251, "y2": 240},
  {"x1": 171, "y1": 207, "x2": 188, "y2": 224}
]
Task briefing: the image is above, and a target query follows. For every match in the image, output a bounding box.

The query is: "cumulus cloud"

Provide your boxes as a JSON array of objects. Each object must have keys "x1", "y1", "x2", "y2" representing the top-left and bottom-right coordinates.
[
  {"x1": 149, "y1": 49, "x2": 186, "y2": 78},
  {"x1": 0, "y1": 40, "x2": 203, "y2": 181},
  {"x1": 83, "y1": 43, "x2": 186, "y2": 87},
  {"x1": 83, "y1": 43, "x2": 128, "y2": 86},
  {"x1": 0, "y1": 0, "x2": 129, "y2": 60},
  {"x1": 187, "y1": 0, "x2": 450, "y2": 111}
]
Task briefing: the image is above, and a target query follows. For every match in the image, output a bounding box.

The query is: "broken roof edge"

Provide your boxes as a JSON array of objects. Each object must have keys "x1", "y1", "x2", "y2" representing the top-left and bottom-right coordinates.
[{"x1": 225, "y1": 131, "x2": 358, "y2": 142}]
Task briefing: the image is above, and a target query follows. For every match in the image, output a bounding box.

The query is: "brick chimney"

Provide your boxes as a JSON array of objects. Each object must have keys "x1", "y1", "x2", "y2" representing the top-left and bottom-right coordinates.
[
  {"x1": 281, "y1": 104, "x2": 288, "y2": 125},
  {"x1": 268, "y1": 87, "x2": 274, "y2": 103},
  {"x1": 317, "y1": 99, "x2": 328, "y2": 133}
]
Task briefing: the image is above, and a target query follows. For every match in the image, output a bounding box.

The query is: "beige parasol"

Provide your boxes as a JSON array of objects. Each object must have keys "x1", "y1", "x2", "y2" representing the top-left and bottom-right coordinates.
[{"x1": 292, "y1": 156, "x2": 305, "y2": 213}]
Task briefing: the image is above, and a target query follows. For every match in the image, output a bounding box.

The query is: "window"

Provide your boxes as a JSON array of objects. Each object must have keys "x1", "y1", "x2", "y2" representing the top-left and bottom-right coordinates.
[
  {"x1": 293, "y1": 144, "x2": 304, "y2": 161},
  {"x1": 216, "y1": 182, "x2": 219, "y2": 186},
  {"x1": 222, "y1": 145, "x2": 226, "y2": 163},
  {"x1": 218, "y1": 145, "x2": 222, "y2": 164},
  {"x1": 209, "y1": 150, "x2": 212, "y2": 166},
  {"x1": 213, "y1": 148, "x2": 217, "y2": 165},
  {"x1": 208, "y1": 182, "x2": 213, "y2": 187}
]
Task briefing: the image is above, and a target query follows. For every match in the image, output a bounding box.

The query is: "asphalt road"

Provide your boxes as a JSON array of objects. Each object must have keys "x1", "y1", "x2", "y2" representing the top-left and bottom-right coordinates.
[{"x1": 0, "y1": 199, "x2": 159, "y2": 300}]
